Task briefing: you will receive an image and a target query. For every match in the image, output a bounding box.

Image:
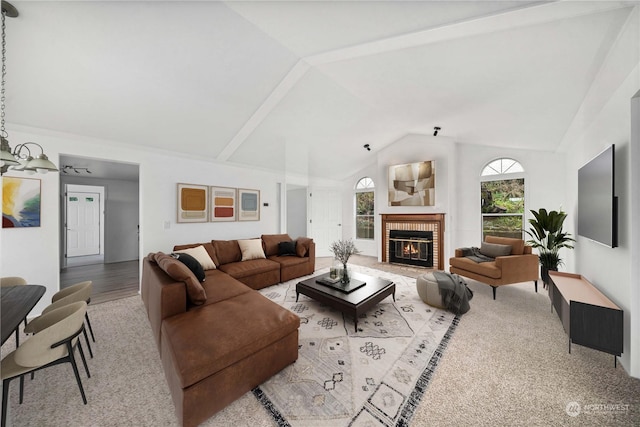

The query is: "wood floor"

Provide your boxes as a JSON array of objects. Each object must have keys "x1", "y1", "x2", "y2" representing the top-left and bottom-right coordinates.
[{"x1": 60, "y1": 260, "x2": 139, "y2": 305}]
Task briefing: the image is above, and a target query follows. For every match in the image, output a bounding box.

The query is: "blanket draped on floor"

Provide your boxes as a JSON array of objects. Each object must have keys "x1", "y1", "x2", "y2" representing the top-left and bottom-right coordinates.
[{"x1": 433, "y1": 271, "x2": 474, "y2": 315}]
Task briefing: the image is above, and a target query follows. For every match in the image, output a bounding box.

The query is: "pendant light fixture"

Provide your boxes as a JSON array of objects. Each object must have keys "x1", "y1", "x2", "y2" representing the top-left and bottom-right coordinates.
[{"x1": 0, "y1": 1, "x2": 58, "y2": 175}]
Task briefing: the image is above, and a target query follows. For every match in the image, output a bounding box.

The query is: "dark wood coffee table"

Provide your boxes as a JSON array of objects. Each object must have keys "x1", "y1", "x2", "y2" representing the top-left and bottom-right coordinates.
[{"x1": 296, "y1": 271, "x2": 395, "y2": 332}]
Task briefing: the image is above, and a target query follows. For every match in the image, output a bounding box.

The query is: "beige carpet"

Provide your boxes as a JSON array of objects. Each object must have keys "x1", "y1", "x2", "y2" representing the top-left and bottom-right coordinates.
[{"x1": 2, "y1": 257, "x2": 639, "y2": 426}]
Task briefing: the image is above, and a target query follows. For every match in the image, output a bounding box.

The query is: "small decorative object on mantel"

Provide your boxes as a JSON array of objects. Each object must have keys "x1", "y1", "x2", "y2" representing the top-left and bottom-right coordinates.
[{"x1": 329, "y1": 239, "x2": 361, "y2": 284}]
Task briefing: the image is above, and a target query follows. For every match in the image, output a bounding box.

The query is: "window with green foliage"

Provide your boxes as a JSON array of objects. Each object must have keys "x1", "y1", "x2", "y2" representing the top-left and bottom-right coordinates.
[
  {"x1": 355, "y1": 177, "x2": 375, "y2": 240},
  {"x1": 481, "y1": 159, "x2": 525, "y2": 240}
]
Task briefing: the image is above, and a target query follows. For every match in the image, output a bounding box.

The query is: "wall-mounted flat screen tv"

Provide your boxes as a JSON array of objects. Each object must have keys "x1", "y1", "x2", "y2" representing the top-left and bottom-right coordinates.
[{"x1": 577, "y1": 144, "x2": 618, "y2": 248}]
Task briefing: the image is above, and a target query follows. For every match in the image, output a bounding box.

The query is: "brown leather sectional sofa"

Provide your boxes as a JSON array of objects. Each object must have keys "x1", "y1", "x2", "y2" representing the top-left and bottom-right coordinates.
[{"x1": 141, "y1": 234, "x2": 315, "y2": 427}]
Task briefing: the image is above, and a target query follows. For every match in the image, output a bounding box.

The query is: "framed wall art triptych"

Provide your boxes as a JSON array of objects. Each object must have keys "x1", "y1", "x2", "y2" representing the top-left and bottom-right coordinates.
[{"x1": 177, "y1": 184, "x2": 260, "y2": 223}]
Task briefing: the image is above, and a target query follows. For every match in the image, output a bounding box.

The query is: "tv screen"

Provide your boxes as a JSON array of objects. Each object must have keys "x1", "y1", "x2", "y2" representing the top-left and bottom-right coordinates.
[{"x1": 577, "y1": 144, "x2": 618, "y2": 248}]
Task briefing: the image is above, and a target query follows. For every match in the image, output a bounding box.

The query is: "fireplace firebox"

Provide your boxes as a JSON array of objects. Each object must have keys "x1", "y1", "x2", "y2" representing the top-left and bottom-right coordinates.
[{"x1": 389, "y1": 230, "x2": 433, "y2": 268}]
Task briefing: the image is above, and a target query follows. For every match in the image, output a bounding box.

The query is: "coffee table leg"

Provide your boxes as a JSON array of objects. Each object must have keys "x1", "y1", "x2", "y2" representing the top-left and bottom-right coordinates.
[
  {"x1": 354, "y1": 317, "x2": 358, "y2": 333},
  {"x1": 296, "y1": 292, "x2": 299, "y2": 302}
]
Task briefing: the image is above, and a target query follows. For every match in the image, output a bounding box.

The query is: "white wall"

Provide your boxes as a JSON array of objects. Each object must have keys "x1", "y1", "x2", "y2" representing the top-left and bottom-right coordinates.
[
  {"x1": 1, "y1": 126, "x2": 285, "y2": 316},
  {"x1": 561, "y1": 7, "x2": 639, "y2": 376}
]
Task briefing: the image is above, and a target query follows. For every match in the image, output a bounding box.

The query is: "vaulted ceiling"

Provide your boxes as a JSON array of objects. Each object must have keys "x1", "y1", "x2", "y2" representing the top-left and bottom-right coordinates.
[{"x1": 5, "y1": 1, "x2": 638, "y2": 180}]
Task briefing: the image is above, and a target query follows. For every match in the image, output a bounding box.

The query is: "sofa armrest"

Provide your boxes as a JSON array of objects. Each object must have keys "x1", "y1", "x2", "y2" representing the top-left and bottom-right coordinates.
[
  {"x1": 495, "y1": 254, "x2": 539, "y2": 283},
  {"x1": 307, "y1": 241, "x2": 316, "y2": 271},
  {"x1": 454, "y1": 248, "x2": 464, "y2": 257},
  {"x1": 142, "y1": 257, "x2": 188, "y2": 352}
]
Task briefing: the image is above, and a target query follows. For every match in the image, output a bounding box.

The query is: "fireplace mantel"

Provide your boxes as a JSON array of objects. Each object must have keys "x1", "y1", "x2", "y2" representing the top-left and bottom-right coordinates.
[{"x1": 380, "y1": 213, "x2": 445, "y2": 270}]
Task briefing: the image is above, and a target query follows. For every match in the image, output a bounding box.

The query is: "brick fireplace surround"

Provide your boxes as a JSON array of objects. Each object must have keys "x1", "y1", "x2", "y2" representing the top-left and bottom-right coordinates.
[{"x1": 381, "y1": 213, "x2": 445, "y2": 271}]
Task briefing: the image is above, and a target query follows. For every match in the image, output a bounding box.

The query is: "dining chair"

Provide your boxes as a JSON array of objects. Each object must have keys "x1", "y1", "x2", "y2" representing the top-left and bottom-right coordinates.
[
  {"x1": 51, "y1": 281, "x2": 95, "y2": 343},
  {"x1": 25, "y1": 281, "x2": 95, "y2": 358},
  {"x1": 0, "y1": 276, "x2": 28, "y2": 347},
  {"x1": 1, "y1": 301, "x2": 89, "y2": 427}
]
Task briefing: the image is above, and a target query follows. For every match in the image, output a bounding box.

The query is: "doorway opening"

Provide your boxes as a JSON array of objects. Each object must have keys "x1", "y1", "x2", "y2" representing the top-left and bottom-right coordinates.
[{"x1": 59, "y1": 155, "x2": 140, "y2": 303}]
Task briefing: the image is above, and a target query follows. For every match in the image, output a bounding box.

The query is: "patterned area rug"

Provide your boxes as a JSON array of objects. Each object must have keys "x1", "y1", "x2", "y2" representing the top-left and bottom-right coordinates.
[{"x1": 254, "y1": 266, "x2": 459, "y2": 427}]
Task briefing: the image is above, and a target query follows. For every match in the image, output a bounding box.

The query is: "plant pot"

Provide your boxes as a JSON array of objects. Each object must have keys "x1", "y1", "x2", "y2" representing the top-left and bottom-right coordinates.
[{"x1": 541, "y1": 266, "x2": 557, "y2": 288}]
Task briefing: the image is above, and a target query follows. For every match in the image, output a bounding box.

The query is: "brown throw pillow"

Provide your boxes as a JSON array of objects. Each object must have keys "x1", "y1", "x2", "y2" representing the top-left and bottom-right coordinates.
[
  {"x1": 152, "y1": 252, "x2": 206, "y2": 305},
  {"x1": 296, "y1": 237, "x2": 313, "y2": 257}
]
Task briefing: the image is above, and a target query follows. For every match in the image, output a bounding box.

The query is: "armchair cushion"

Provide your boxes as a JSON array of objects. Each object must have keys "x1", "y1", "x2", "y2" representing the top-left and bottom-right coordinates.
[
  {"x1": 485, "y1": 236, "x2": 525, "y2": 255},
  {"x1": 480, "y1": 242, "x2": 513, "y2": 258}
]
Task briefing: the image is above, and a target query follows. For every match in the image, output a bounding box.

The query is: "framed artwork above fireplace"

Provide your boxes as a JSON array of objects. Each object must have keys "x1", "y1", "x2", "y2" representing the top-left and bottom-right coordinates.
[{"x1": 388, "y1": 160, "x2": 435, "y2": 206}]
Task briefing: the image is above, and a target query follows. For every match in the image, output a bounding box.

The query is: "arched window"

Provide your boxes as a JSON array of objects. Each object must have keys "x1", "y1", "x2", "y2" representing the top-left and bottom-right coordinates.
[
  {"x1": 355, "y1": 177, "x2": 375, "y2": 240},
  {"x1": 480, "y1": 158, "x2": 525, "y2": 240}
]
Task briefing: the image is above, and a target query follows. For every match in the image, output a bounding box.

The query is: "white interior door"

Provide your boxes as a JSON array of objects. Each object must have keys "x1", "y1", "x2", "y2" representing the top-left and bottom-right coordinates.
[
  {"x1": 309, "y1": 188, "x2": 342, "y2": 257},
  {"x1": 66, "y1": 191, "x2": 101, "y2": 257}
]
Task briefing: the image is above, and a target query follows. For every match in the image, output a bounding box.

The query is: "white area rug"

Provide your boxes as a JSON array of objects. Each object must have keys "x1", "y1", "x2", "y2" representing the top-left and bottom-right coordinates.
[{"x1": 254, "y1": 266, "x2": 459, "y2": 427}]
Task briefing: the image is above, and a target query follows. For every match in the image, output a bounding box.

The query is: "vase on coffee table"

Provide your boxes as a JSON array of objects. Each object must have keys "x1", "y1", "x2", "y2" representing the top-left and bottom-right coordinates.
[{"x1": 341, "y1": 263, "x2": 351, "y2": 284}]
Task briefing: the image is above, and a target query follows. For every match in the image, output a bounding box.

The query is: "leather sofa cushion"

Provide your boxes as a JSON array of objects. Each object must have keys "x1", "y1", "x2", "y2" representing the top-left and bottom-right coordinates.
[
  {"x1": 449, "y1": 257, "x2": 501, "y2": 279},
  {"x1": 161, "y1": 291, "x2": 300, "y2": 388},
  {"x1": 173, "y1": 242, "x2": 219, "y2": 267},
  {"x1": 485, "y1": 236, "x2": 525, "y2": 255},
  {"x1": 261, "y1": 234, "x2": 292, "y2": 257},
  {"x1": 218, "y1": 258, "x2": 280, "y2": 279},
  {"x1": 198, "y1": 270, "x2": 252, "y2": 306},
  {"x1": 212, "y1": 240, "x2": 242, "y2": 265},
  {"x1": 151, "y1": 252, "x2": 207, "y2": 305},
  {"x1": 268, "y1": 254, "x2": 309, "y2": 268},
  {"x1": 296, "y1": 237, "x2": 313, "y2": 257}
]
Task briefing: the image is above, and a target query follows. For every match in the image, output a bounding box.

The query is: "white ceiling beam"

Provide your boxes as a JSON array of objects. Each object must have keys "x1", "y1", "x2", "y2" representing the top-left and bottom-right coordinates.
[
  {"x1": 306, "y1": 1, "x2": 631, "y2": 65},
  {"x1": 216, "y1": 60, "x2": 310, "y2": 162}
]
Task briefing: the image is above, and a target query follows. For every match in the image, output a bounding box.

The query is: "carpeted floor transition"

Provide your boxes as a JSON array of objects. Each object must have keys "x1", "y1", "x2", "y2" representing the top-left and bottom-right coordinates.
[{"x1": 2, "y1": 261, "x2": 639, "y2": 426}]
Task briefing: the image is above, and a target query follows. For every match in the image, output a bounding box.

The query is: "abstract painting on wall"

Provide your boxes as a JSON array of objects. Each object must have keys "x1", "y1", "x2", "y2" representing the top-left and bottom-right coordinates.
[
  {"x1": 2, "y1": 177, "x2": 41, "y2": 228},
  {"x1": 238, "y1": 188, "x2": 260, "y2": 221},
  {"x1": 388, "y1": 160, "x2": 435, "y2": 206},
  {"x1": 210, "y1": 186, "x2": 236, "y2": 222},
  {"x1": 177, "y1": 183, "x2": 209, "y2": 223}
]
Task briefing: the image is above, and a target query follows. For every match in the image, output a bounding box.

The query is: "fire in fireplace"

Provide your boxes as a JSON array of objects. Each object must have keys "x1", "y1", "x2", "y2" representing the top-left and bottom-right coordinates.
[{"x1": 389, "y1": 230, "x2": 434, "y2": 268}]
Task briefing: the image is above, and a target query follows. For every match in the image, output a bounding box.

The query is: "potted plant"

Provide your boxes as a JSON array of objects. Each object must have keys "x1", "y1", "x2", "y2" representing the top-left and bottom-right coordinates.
[
  {"x1": 525, "y1": 208, "x2": 575, "y2": 286},
  {"x1": 329, "y1": 239, "x2": 361, "y2": 283}
]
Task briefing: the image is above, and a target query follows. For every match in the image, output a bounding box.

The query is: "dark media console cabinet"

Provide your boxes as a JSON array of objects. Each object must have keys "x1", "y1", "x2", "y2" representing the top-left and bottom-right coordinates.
[{"x1": 548, "y1": 271, "x2": 623, "y2": 367}]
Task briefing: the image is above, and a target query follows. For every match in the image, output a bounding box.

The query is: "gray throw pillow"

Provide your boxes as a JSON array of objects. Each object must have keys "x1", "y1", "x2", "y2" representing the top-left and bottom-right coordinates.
[{"x1": 480, "y1": 242, "x2": 513, "y2": 258}]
